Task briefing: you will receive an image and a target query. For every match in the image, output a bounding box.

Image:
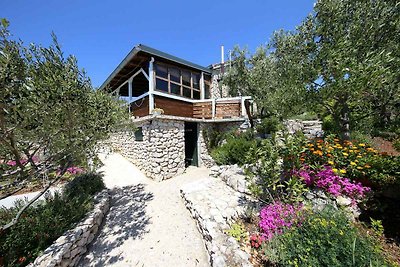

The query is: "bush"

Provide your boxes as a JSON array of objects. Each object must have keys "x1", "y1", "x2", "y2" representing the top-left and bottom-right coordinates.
[
  {"x1": 263, "y1": 207, "x2": 387, "y2": 267},
  {"x1": 393, "y1": 139, "x2": 400, "y2": 152},
  {"x1": 211, "y1": 135, "x2": 256, "y2": 166},
  {"x1": 256, "y1": 117, "x2": 282, "y2": 136},
  {"x1": 64, "y1": 172, "x2": 105, "y2": 199},
  {"x1": 202, "y1": 126, "x2": 227, "y2": 151},
  {"x1": 298, "y1": 136, "x2": 399, "y2": 188},
  {"x1": 0, "y1": 172, "x2": 104, "y2": 266}
]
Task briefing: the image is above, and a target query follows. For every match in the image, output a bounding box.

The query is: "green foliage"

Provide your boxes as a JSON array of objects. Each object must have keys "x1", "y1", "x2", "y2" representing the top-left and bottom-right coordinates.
[
  {"x1": 0, "y1": 20, "x2": 127, "y2": 219},
  {"x1": 393, "y1": 139, "x2": 400, "y2": 152},
  {"x1": 263, "y1": 207, "x2": 387, "y2": 267},
  {"x1": 224, "y1": 0, "x2": 400, "y2": 139},
  {"x1": 370, "y1": 218, "x2": 384, "y2": 237},
  {"x1": 202, "y1": 126, "x2": 227, "y2": 151},
  {"x1": 225, "y1": 222, "x2": 247, "y2": 242},
  {"x1": 289, "y1": 112, "x2": 319, "y2": 121},
  {"x1": 210, "y1": 134, "x2": 256, "y2": 166},
  {"x1": 350, "y1": 131, "x2": 373, "y2": 145},
  {"x1": 63, "y1": 172, "x2": 105, "y2": 199},
  {"x1": 256, "y1": 117, "x2": 282, "y2": 136},
  {"x1": 245, "y1": 134, "x2": 308, "y2": 202},
  {"x1": 0, "y1": 173, "x2": 104, "y2": 266}
]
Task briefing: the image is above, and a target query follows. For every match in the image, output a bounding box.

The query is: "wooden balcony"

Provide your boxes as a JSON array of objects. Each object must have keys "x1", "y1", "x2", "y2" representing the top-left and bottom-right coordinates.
[{"x1": 130, "y1": 92, "x2": 251, "y2": 120}]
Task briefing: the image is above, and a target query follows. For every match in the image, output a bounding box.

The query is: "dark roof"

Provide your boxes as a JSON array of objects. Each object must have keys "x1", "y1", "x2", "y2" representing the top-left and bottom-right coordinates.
[{"x1": 100, "y1": 44, "x2": 212, "y2": 90}]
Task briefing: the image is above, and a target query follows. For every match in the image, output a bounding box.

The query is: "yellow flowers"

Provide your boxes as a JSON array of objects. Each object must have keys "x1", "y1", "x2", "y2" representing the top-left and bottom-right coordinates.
[
  {"x1": 328, "y1": 161, "x2": 334, "y2": 165},
  {"x1": 342, "y1": 152, "x2": 349, "y2": 157},
  {"x1": 340, "y1": 169, "x2": 347, "y2": 174},
  {"x1": 350, "y1": 161, "x2": 357, "y2": 166},
  {"x1": 332, "y1": 168, "x2": 338, "y2": 173},
  {"x1": 359, "y1": 143, "x2": 366, "y2": 147},
  {"x1": 357, "y1": 166, "x2": 363, "y2": 170}
]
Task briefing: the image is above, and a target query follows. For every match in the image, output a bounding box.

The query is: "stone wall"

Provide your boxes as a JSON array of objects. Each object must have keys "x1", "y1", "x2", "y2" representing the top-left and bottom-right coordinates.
[
  {"x1": 29, "y1": 190, "x2": 110, "y2": 267},
  {"x1": 210, "y1": 165, "x2": 250, "y2": 195},
  {"x1": 284, "y1": 119, "x2": 323, "y2": 138},
  {"x1": 210, "y1": 73, "x2": 230, "y2": 99},
  {"x1": 108, "y1": 119, "x2": 185, "y2": 181}
]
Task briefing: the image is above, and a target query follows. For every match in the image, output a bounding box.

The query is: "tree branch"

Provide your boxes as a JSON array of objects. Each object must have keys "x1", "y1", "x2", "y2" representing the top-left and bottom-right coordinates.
[{"x1": 0, "y1": 163, "x2": 70, "y2": 232}]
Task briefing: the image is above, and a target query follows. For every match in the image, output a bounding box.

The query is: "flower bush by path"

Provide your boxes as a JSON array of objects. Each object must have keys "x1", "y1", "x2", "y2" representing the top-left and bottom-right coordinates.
[
  {"x1": 295, "y1": 166, "x2": 371, "y2": 202},
  {"x1": 259, "y1": 202, "x2": 303, "y2": 240},
  {"x1": 299, "y1": 136, "x2": 399, "y2": 188}
]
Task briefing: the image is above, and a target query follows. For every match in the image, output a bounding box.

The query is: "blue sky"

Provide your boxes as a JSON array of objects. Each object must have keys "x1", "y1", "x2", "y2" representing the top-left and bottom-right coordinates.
[{"x1": 2, "y1": 0, "x2": 315, "y2": 87}]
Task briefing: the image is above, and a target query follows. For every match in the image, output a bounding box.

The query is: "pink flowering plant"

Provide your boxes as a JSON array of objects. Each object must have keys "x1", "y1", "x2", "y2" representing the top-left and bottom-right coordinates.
[
  {"x1": 295, "y1": 165, "x2": 371, "y2": 202},
  {"x1": 259, "y1": 202, "x2": 304, "y2": 240}
]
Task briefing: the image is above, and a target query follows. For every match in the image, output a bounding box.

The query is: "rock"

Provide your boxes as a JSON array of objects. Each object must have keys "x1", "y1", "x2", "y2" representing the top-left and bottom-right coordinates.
[{"x1": 336, "y1": 196, "x2": 352, "y2": 206}]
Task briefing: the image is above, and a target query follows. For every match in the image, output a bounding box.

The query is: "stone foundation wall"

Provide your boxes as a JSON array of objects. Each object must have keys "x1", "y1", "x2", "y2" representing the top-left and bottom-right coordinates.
[
  {"x1": 30, "y1": 190, "x2": 110, "y2": 267},
  {"x1": 108, "y1": 119, "x2": 185, "y2": 181}
]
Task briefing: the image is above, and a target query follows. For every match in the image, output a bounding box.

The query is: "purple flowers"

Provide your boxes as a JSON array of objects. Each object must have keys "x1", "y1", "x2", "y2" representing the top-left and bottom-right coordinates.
[
  {"x1": 259, "y1": 202, "x2": 303, "y2": 240},
  {"x1": 296, "y1": 166, "x2": 370, "y2": 201}
]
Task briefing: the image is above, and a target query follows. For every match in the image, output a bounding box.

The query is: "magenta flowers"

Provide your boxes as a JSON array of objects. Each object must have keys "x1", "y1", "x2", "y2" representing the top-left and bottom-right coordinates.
[
  {"x1": 296, "y1": 166, "x2": 370, "y2": 201},
  {"x1": 259, "y1": 202, "x2": 303, "y2": 240}
]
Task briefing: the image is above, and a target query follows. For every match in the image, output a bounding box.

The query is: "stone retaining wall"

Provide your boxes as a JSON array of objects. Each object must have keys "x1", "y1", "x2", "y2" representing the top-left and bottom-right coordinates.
[
  {"x1": 284, "y1": 119, "x2": 323, "y2": 138},
  {"x1": 210, "y1": 164, "x2": 250, "y2": 195},
  {"x1": 108, "y1": 119, "x2": 185, "y2": 181},
  {"x1": 29, "y1": 190, "x2": 110, "y2": 267},
  {"x1": 181, "y1": 179, "x2": 253, "y2": 267}
]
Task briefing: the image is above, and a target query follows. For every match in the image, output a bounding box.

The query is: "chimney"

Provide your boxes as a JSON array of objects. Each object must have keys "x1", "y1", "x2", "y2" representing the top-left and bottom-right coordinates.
[{"x1": 221, "y1": 45, "x2": 225, "y2": 74}]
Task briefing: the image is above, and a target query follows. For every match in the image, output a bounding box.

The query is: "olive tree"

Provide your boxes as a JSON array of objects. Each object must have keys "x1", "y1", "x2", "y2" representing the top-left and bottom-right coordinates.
[
  {"x1": 0, "y1": 19, "x2": 127, "y2": 230},
  {"x1": 224, "y1": 0, "x2": 400, "y2": 139}
]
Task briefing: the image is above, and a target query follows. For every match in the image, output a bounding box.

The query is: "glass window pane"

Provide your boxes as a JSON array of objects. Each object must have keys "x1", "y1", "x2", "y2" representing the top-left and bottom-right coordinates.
[
  {"x1": 171, "y1": 83, "x2": 181, "y2": 95},
  {"x1": 169, "y1": 67, "x2": 180, "y2": 83},
  {"x1": 193, "y1": 90, "x2": 200, "y2": 100},
  {"x1": 156, "y1": 78, "x2": 168, "y2": 92},
  {"x1": 192, "y1": 73, "x2": 200, "y2": 89},
  {"x1": 182, "y1": 70, "x2": 191, "y2": 86},
  {"x1": 183, "y1": 86, "x2": 191, "y2": 98},
  {"x1": 155, "y1": 64, "x2": 168, "y2": 79},
  {"x1": 204, "y1": 83, "x2": 210, "y2": 99}
]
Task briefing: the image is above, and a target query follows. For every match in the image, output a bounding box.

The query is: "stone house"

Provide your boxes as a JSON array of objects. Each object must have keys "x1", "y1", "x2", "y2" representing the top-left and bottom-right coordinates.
[{"x1": 101, "y1": 44, "x2": 252, "y2": 181}]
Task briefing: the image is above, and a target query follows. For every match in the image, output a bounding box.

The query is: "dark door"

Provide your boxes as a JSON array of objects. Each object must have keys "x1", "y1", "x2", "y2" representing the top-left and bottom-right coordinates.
[{"x1": 184, "y1": 122, "x2": 198, "y2": 167}]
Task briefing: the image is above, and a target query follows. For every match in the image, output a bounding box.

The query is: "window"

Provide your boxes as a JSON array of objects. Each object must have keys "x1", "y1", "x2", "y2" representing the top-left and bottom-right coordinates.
[
  {"x1": 134, "y1": 127, "x2": 144, "y2": 141},
  {"x1": 154, "y1": 62, "x2": 204, "y2": 100},
  {"x1": 156, "y1": 79, "x2": 168, "y2": 92},
  {"x1": 204, "y1": 74, "x2": 211, "y2": 99}
]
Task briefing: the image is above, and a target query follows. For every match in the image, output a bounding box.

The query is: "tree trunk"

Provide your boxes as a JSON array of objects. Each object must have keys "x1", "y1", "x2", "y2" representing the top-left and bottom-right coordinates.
[{"x1": 340, "y1": 98, "x2": 350, "y2": 140}]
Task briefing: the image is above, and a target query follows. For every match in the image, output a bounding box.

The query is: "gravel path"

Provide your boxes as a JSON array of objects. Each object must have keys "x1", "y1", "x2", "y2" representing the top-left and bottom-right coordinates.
[{"x1": 79, "y1": 153, "x2": 210, "y2": 267}]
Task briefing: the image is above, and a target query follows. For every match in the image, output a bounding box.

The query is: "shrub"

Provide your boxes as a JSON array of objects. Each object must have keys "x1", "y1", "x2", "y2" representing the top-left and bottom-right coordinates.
[
  {"x1": 263, "y1": 207, "x2": 387, "y2": 267},
  {"x1": 294, "y1": 166, "x2": 371, "y2": 202},
  {"x1": 256, "y1": 117, "x2": 281, "y2": 136},
  {"x1": 202, "y1": 126, "x2": 227, "y2": 151},
  {"x1": 246, "y1": 134, "x2": 308, "y2": 202},
  {"x1": 63, "y1": 172, "x2": 105, "y2": 199},
  {"x1": 393, "y1": 138, "x2": 400, "y2": 152},
  {"x1": 259, "y1": 202, "x2": 303, "y2": 240},
  {"x1": 211, "y1": 136, "x2": 256, "y2": 166},
  {"x1": 0, "y1": 172, "x2": 104, "y2": 266},
  {"x1": 297, "y1": 136, "x2": 399, "y2": 188}
]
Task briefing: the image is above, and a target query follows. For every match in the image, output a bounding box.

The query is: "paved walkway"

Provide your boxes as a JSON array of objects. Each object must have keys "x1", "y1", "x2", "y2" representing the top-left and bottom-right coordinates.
[{"x1": 79, "y1": 153, "x2": 210, "y2": 267}]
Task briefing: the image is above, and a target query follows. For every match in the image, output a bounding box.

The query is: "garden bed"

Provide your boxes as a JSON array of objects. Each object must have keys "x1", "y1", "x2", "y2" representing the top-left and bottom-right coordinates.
[{"x1": 0, "y1": 172, "x2": 106, "y2": 267}]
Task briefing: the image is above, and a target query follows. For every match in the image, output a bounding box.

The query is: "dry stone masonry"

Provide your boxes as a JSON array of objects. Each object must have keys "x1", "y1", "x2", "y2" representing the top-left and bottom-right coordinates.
[
  {"x1": 29, "y1": 190, "x2": 110, "y2": 267},
  {"x1": 210, "y1": 165, "x2": 251, "y2": 195},
  {"x1": 181, "y1": 177, "x2": 254, "y2": 267},
  {"x1": 108, "y1": 119, "x2": 185, "y2": 181},
  {"x1": 284, "y1": 119, "x2": 323, "y2": 138}
]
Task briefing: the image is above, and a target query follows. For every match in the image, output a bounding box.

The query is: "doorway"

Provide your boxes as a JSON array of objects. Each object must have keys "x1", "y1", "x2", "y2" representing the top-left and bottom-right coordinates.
[{"x1": 184, "y1": 122, "x2": 199, "y2": 167}]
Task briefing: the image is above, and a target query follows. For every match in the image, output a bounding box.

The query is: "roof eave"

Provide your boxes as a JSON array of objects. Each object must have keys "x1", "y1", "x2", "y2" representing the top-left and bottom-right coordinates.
[{"x1": 98, "y1": 45, "x2": 141, "y2": 91}]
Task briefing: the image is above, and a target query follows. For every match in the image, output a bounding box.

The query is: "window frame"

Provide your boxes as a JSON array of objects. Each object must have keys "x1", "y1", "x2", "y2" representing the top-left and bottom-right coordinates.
[{"x1": 154, "y1": 62, "x2": 202, "y2": 100}]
